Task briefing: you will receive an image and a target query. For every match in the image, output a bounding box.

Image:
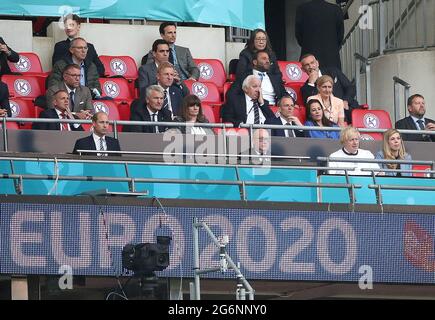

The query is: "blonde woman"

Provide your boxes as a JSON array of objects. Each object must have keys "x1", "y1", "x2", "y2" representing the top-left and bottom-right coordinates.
[
  {"x1": 375, "y1": 129, "x2": 412, "y2": 177},
  {"x1": 307, "y1": 75, "x2": 346, "y2": 127}
]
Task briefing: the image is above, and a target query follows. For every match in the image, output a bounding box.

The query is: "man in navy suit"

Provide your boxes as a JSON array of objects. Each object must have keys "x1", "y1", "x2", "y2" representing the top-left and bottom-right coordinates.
[
  {"x1": 221, "y1": 75, "x2": 275, "y2": 128},
  {"x1": 156, "y1": 61, "x2": 184, "y2": 118},
  {"x1": 0, "y1": 80, "x2": 11, "y2": 117},
  {"x1": 124, "y1": 85, "x2": 173, "y2": 133},
  {"x1": 33, "y1": 89, "x2": 84, "y2": 131},
  {"x1": 73, "y1": 111, "x2": 121, "y2": 156},
  {"x1": 395, "y1": 94, "x2": 435, "y2": 142},
  {"x1": 265, "y1": 96, "x2": 305, "y2": 137}
]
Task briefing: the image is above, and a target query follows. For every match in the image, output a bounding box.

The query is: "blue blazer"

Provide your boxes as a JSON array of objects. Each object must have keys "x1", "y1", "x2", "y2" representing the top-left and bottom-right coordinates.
[{"x1": 375, "y1": 150, "x2": 412, "y2": 176}]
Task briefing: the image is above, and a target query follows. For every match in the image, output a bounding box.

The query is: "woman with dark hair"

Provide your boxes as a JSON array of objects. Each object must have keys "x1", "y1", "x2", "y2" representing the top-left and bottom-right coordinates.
[
  {"x1": 375, "y1": 129, "x2": 412, "y2": 176},
  {"x1": 235, "y1": 29, "x2": 281, "y2": 80},
  {"x1": 304, "y1": 99, "x2": 340, "y2": 139},
  {"x1": 174, "y1": 94, "x2": 214, "y2": 135}
]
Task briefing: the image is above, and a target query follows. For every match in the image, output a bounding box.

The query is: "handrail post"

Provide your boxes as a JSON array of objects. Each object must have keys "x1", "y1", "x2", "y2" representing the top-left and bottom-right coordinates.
[
  {"x1": 366, "y1": 62, "x2": 372, "y2": 107},
  {"x1": 2, "y1": 117, "x2": 7, "y2": 152},
  {"x1": 355, "y1": 57, "x2": 361, "y2": 103},
  {"x1": 393, "y1": 76, "x2": 411, "y2": 123},
  {"x1": 378, "y1": 0, "x2": 385, "y2": 54}
]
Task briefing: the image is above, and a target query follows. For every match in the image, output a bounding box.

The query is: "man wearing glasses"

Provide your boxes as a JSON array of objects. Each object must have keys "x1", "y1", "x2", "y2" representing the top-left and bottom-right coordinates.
[
  {"x1": 48, "y1": 37, "x2": 102, "y2": 99},
  {"x1": 46, "y1": 63, "x2": 93, "y2": 120}
]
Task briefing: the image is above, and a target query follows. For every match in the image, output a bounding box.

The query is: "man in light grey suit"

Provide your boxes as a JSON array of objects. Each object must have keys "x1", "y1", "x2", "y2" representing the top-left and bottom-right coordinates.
[
  {"x1": 146, "y1": 22, "x2": 199, "y2": 81},
  {"x1": 46, "y1": 63, "x2": 93, "y2": 120}
]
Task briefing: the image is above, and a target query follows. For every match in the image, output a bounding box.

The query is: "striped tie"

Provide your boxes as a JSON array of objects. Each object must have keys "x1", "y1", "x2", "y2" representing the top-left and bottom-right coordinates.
[{"x1": 252, "y1": 100, "x2": 260, "y2": 124}]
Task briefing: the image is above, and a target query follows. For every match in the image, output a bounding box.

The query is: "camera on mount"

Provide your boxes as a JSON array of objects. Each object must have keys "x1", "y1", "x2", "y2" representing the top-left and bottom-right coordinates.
[{"x1": 122, "y1": 236, "x2": 172, "y2": 277}]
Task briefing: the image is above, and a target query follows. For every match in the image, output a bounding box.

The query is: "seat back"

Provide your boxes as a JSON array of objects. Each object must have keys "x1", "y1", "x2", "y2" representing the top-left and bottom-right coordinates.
[
  {"x1": 352, "y1": 109, "x2": 392, "y2": 140},
  {"x1": 82, "y1": 100, "x2": 123, "y2": 132},
  {"x1": 185, "y1": 80, "x2": 222, "y2": 104},
  {"x1": 277, "y1": 61, "x2": 308, "y2": 84},
  {"x1": 7, "y1": 52, "x2": 44, "y2": 74},
  {"x1": 201, "y1": 104, "x2": 217, "y2": 123},
  {"x1": 99, "y1": 55, "x2": 138, "y2": 79},
  {"x1": 0, "y1": 121, "x2": 19, "y2": 130},
  {"x1": 214, "y1": 127, "x2": 249, "y2": 136},
  {"x1": 193, "y1": 58, "x2": 227, "y2": 92},
  {"x1": 99, "y1": 77, "x2": 134, "y2": 100},
  {"x1": 412, "y1": 165, "x2": 432, "y2": 178},
  {"x1": 285, "y1": 83, "x2": 304, "y2": 106},
  {"x1": 228, "y1": 59, "x2": 239, "y2": 82},
  {"x1": 222, "y1": 81, "x2": 232, "y2": 103},
  {"x1": 2, "y1": 75, "x2": 44, "y2": 99},
  {"x1": 8, "y1": 98, "x2": 37, "y2": 129}
]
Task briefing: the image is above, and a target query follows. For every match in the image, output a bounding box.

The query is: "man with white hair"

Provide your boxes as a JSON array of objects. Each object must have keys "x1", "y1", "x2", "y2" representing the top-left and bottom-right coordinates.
[{"x1": 221, "y1": 75, "x2": 275, "y2": 128}]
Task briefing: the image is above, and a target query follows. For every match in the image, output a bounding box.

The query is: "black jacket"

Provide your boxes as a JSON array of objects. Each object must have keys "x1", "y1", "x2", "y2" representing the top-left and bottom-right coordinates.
[
  {"x1": 73, "y1": 135, "x2": 121, "y2": 155},
  {"x1": 123, "y1": 99, "x2": 173, "y2": 133},
  {"x1": 32, "y1": 108, "x2": 84, "y2": 131},
  {"x1": 0, "y1": 81, "x2": 11, "y2": 117},
  {"x1": 395, "y1": 116, "x2": 435, "y2": 142},
  {"x1": 0, "y1": 37, "x2": 19, "y2": 76}
]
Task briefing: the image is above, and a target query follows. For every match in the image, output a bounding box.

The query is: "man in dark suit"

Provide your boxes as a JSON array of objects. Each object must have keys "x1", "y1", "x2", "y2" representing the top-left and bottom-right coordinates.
[
  {"x1": 0, "y1": 80, "x2": 11, "y2": 118},
  {"x1": 48, "y1": 37, "x2": 102, "y2": 98},
  {"x1": 33, "y1": 89, "x2": 84, "y2": 131},
  {"x1": 73, "y1": 111, "x2": 121, "y2": 156},
  {"x1": 265, "y1": 96, "x2": 305, "y2": 137},
  {"x1": 240, "y1": 128, "x2": 272, "y2": 166},
  {"x1": 227, "y1": 50, "x2": 287, "y2": 106},
  {"x1": 156, "y1": 62, "x2": 184, "y2": 118},
  {"x1": 52, "y1": 14, "x2": 105, "y2": 76},
  {"x1": 295, "y1": 0, "x2": 344, "y2": 70},
  {"x1": 145, "y1": 22, "x2": 199, "y2": 81},
  {"x1": 221, "y1": 75, "x2": 275, "y2": 128},
  {"x1": 395, "y1": 94, "x2": 435, "y2": 142},
  {"x1": 0, "y1": 36, "x2": 19, "y2": 76},
  {"x1": 124, "y1": 85, "x2": 173, "y2": 133},
  {"x1": 46, "y1": 64, "x2": 93, "y2": 119},
  {"x1": 300, "y1": 53, "x2": 359, "y2": 123}
]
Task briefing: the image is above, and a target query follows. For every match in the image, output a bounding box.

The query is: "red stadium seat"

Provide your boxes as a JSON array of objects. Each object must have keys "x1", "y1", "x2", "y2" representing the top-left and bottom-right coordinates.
[
  {"x1": 285, "y1": 83, "x2": 304, "y2": 107},
  {"x1": 99, "y1": 77, "x2": 134, "y2": 100},
  {"x1": 352, "y1": 109, "x2": 392, "y2": 141},
  {"x1": 0, "y1": 121, "x2": 19, "y2": 130},
  {"x1": 8, "y1": 98, "x2": 37, "y2": 129},
  {"x1": 82, "y1": 100, "x2": 123, "y2": 132},
  {"x1": 2, "y1": 75, "x2": 44, "y2": 100},
  {"x1": 214, "y1": 127, "x2": 249, "y2": 136},
  {"x1": 412, "y1": 165, "x2": 432, "y2": 178},
  {"x1": 201, "y1": 104, "x2": 216, "y2": 123},
  {"x1": 7, "y1": 52, "x2": 45, "y2": 74},
  {"x1": 99, "y1": 55, "x2": 138, "y2": 79},
  {"x1": 277, "y1": 61, "x2": 308, "y2": 85},
  {"x1": 185, "y1": 80, "x2": 222, "y2": 105},
  {"x1": 293, "y1": 105, "x2": 306, "y2": 124},
  {"x1": 270, "y1": 105, "x2": 279, "y2": 115},
  {"x1": 193, "y1": 58, "x2": 227, "y2": 93}
]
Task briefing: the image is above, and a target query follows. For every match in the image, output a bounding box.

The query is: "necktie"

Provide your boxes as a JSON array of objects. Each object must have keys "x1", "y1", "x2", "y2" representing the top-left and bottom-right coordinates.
[
  {"x1": 60, "y1": 111, "x2": 69, "y2": 131},
  {"x1": 99, "y1": 137, "x2": 105, "y2": 151},
  {"x1": 258, "y1": 72, "x2": 265, "y2": 81},
  {"x1": 69, "y1": 91, "x2": 75, "y2": 110},
  {"x1": 416, "y1": 119, "x2": 425, "y2": 130},
  {"x1": 163, "y1": 90, "x2": 169, "y2": 111},
  {"x1": 169, "y1": 47, "x2": 174, "y2": 65},
  {"x1": 252, "y1": 100, "x2": 260, "y2": 124},
  {"x1": 152, "y1": 113, "x2": 159, "y2": 133},
  {"x1": 285, "y1": 122, "x2": 295, "y2": 138}
]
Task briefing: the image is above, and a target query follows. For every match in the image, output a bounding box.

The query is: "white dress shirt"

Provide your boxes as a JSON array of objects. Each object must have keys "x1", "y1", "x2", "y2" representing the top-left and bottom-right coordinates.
[
  {"x1": 245, "y1": 94, "x2": 266, "y2": 125},
  {"x1": 253, "y1": 69, "x2": 275, "y2": 105}
]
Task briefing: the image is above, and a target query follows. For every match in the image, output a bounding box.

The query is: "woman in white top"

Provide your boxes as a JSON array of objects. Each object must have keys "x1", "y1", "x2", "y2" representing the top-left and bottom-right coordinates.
[
  {"x1": 174, "y1": 94, "x2": 214, "y2": 135},
  {"x1": 307, "y1": 75, "x2": 346, "y2": 127},
  {"x1": 328, "y1": 127, "x2": 380, "y2": 175}
]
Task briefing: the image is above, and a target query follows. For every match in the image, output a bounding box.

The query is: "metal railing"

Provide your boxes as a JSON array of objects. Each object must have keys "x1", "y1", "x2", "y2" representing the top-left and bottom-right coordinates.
[
  {"x1": 226, "y1": 27, "x2": 251, "y2": 43},
  {"x1": 341, "y1": 0, "x2": 434, "y2": 79},
  {"x1": 393, "y1": 76, "x2": 411, "y2": 123},
  {"x1": 354, "y1": 53, "x2": 372, "y2": 106}
]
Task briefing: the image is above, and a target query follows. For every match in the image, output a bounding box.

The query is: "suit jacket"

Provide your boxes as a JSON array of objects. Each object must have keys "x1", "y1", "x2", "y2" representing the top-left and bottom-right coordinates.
[
  {"x1": 73, "y1": 135, "x2": 121, "y2": 155},
  {"x1": 47, "y1": 54, "x2": 101, "y2": 94},
  {"x1": 0, "y1": 37, "x2": 19, "y2": 76},
  {"x1": 45, "y1": 82, "x2": 93, "y2": 112},
  {"x1": 32, "y1": 108, "x2": 84, "y2": 131},
  {"x1": 295, "y1": 0, "x2": 344, "y2": 70},
  {"x1": 264, "y1": 116, "x2": 305, "y2": 137},
  {"x1": 52, "y1": 39, "x2": 105, "y2": 76},
  {"x1": 138, "y1": 63, "x2": 157, "y2": 98},
  {"x1": 221, "y1": 92, "x2": 274, "y2": 128},
  {"x1": 395, "y1": 116, "x2": 435, "y2": 142},
  {"x1": 235, "y1": 48, "x2": 281, "y2": 81},
  {"x1": 164, "y1": 84, "x2": 184, "y2": 117},
  {"x1": 146, "y1": 45, "x2": 199, "y2": 80},
  {"x1": 123, "y1": 99, "x2": 173, "y2": 133},
  {"x1": 0, "y1": 81, "x2": 11, "y2": 117},
  {"x1": 226, "y1": 69, "x2": 287, "y2": 103}
]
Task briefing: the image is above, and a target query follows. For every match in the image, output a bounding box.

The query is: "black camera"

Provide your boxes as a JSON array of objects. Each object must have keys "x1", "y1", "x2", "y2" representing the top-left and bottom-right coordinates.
[{"x1": 122, "y1": 236, "x2": 172, "y2": 276}]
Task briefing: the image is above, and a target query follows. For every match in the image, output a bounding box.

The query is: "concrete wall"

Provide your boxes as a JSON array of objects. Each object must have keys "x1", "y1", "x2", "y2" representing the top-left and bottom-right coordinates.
[
  {"x1": 0, "y1": 20, "x2": 33, "y2": 52},
  {"x1": 370, "y1": 50, "x2": 435, "y2": 122}
]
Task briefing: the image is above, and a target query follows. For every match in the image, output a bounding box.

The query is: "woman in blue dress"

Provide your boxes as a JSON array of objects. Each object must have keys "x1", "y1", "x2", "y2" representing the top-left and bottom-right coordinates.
[{"x1": 304, "y1": 99, "x2": 340, "y2": 139}]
